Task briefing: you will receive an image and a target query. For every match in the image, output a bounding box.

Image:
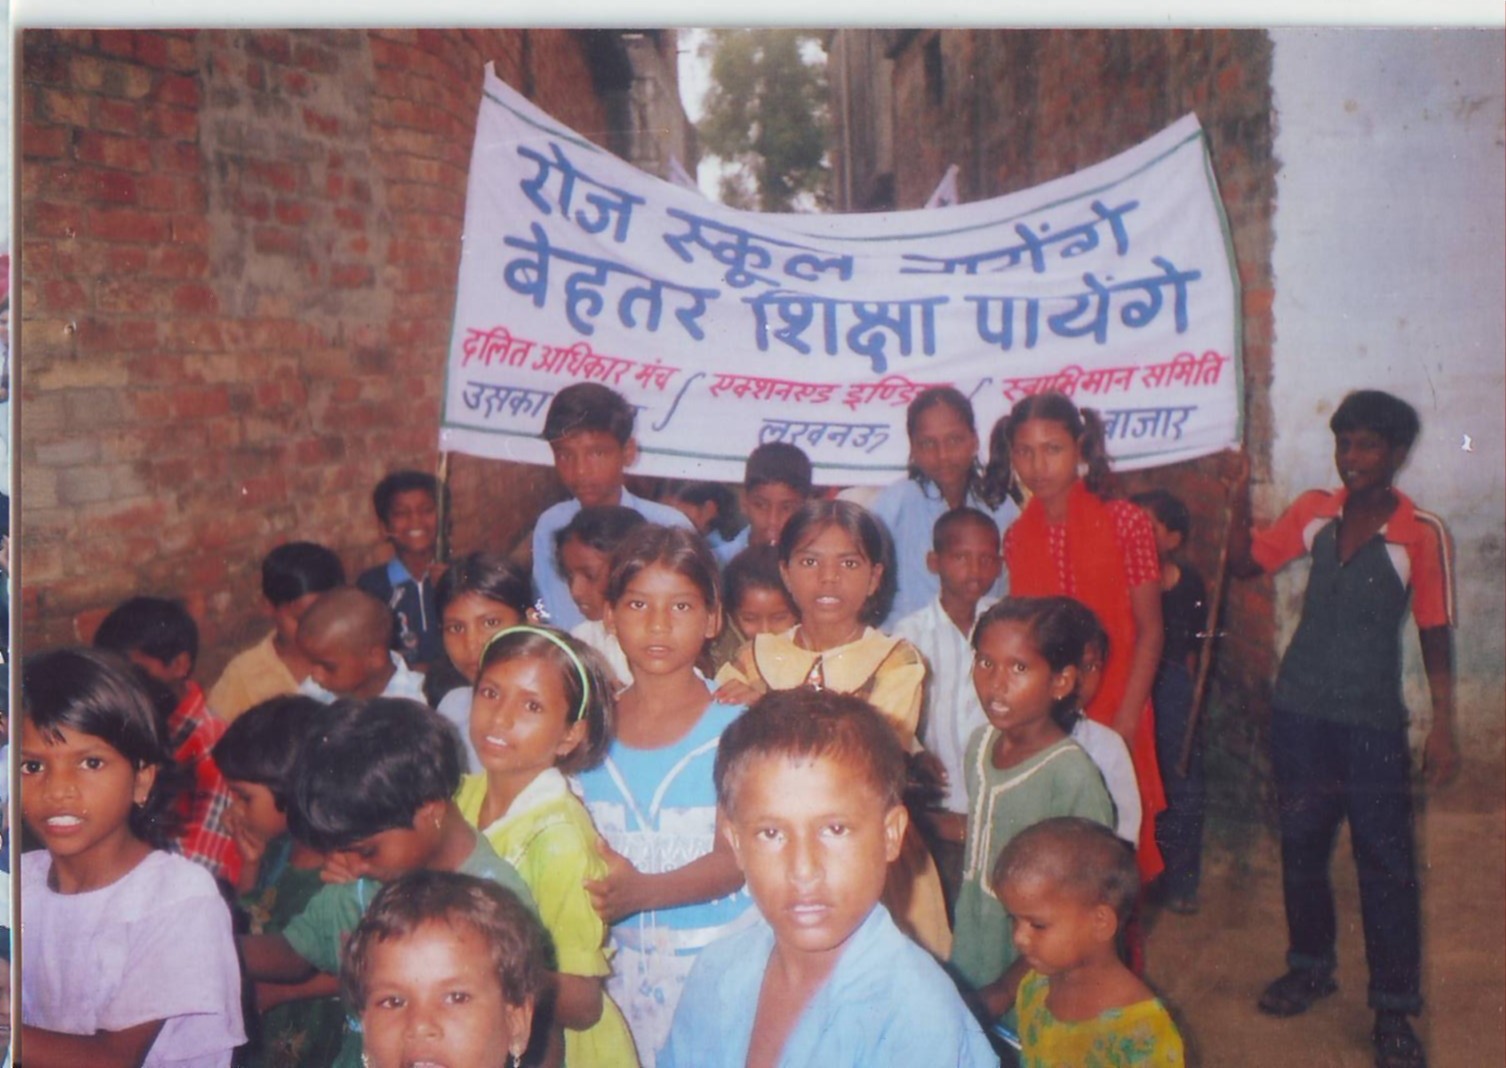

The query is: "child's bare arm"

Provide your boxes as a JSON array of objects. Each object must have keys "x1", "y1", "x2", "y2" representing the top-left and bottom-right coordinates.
[
  {"x1": 976, "y1": 957, "x2": 1031, "y2": 1021},
  {"x1": 254, "y1": 972, "x2": 342, "y2": 1014},
  {"x1": 586, "y1": 821, "x2": 744, "y2": 924},
  {"x1": 1419, "y1": 625, "x2": 1459, "y2": 786},
  {"x1": 1113, "y1": 582, "x2": 1164, "y2": 742},
  {"x1": 239, "y1": 932, "x2": 318, "y2": 983},
  {"x1": 20, "y1": 1019, "x2": 165, "y2": 1068},
  {"x1": 553, "y1": 972, "x2": 605, "y2": 1030}
]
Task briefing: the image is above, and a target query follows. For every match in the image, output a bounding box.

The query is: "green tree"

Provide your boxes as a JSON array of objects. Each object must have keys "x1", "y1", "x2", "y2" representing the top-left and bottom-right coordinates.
[{"x1": 697, "y1": 29, "x2": 830, "y2": 212}]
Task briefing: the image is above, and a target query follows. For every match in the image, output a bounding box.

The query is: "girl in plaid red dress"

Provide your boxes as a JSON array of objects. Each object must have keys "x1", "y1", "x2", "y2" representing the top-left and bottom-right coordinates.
[{"x1": 986, "y1": 392, "x2": 1166, "y2": 882}]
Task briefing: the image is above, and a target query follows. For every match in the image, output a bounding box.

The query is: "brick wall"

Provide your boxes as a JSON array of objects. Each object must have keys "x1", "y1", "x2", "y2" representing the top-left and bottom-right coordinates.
[
  {"x1": 885, "y1": 29, "x2": 1279, "y2": 812},
  {"x1": 19, "y1": 29, "x2": 616, "y2": 679}
]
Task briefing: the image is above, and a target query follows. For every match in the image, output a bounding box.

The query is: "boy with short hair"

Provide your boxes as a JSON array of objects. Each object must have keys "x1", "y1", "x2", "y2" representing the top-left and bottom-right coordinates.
[
  {"x1": 662, "y1": 688, "x2": 996, "y2": 1067},
  {"x1": 93, "y1": 595, "x2": 242, "y2": 887},
  {"x1": 356, "y1": 470, "x2": 444, "y2": 672},
  {"x1": 212, "y1": 695, "x2": 345, "y2": 1068},
  {"x1": 994, "y1": 817, "x2": 1184, "y2": 1064},
  {"x1": 1227, "y1": 389, "x2": 1455, "y2": 1068},
  {"x1": 237, "y1": 697, "x2": 536, "y2": 1068},
  {"x1": 713, "y1": 442, "x2": 815, "y2": 566},
  {"x1": 891, "y1": 506, "x2": 1002, "y2": 907},
  {"x1": 296, "y1": 588, "x2": 426, "y2": 703},
  {"x1": 532, "y1": 383, "x2": 692, "y2": 629},
  {"x1": 1130, "y1": 489, "x2": 1208, "y2": 915},
  {"x1": 209, "y1": 541, "x2": 346, "y2": 723}
]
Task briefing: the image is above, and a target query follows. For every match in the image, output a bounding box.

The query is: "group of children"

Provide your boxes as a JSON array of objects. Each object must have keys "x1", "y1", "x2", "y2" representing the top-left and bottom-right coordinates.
[{"x1": 16, "y1": 380, "x2": 1453, "y2": 1068}]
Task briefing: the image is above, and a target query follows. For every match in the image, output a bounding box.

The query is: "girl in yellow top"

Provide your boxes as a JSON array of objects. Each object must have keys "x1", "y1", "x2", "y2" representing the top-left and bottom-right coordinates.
[
  {"x1": 454, "y1": 625, "x2": 638, "y2": 1067},
  {"x1": 994, "y1": 818, "x2": 1184, "y2": 1067},
  {"x1": 715, "y1": 499, "x2": 950, "y2": 958}
]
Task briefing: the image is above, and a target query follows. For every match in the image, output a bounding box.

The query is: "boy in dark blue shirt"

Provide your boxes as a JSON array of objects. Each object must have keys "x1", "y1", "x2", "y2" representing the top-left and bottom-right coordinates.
[{"x1": 356, "y1": 470, "x2": 443, "y2": 672}]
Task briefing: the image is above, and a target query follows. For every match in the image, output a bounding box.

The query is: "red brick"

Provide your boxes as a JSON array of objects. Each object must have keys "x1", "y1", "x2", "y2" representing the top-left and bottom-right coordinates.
[
  {"x1": 167, "y1": 385, "x2": 231, "y2": 420},
  {"x1": 86, "y1": 168, "x2": 141, "y2": 204},
  {"x1": 273, "y1": 198, "x2": 314, "y2": 227},
  {"x1": 131, "y1": 31, "x2": 171, "y2": 69},
  {"x1": 331, "y1": 263, "x2": 374, "y2": 288},
  {"x1": 39, "y1": 277, "x2": 89, "y2": 312},
  {"x1": 140, "y1": 174, "x2": 205, "y2": 211},
  {"x1": 154, "y1": 73, "x2": 202, "y2": 109},
  {"x1": 28, "y1": 200, "x2": 83, "y2": 238},
  {"x1": 94, "y1": 97, "x2": 143, "y2": 136},
  {"x1": 246, "y1": 31, "x2": 292, "y2": 64},
  {"x1": 159, "y1": 142, "x2": 203, "y2": 173},
  {"x1": 41, "y1": 87, "x2": 92, "y2": 126},
  {"x1": 172, "y1": 283, "x2": 220, "y2": 316},
  {"x1": 88, "y1": 206, "x2": 170, "y2": 244},
  {"x1": 23, "y1": 121, "x2": 70, "y2": 160},
  {"x1": 152, "y1": 245, "x2": 210, "y2": 279},
  {"x1": 76, "y1": 130, "x2": 154, "y2": 172},
  {"x1": 302, "y1": 106, "x2": 340, "y2": 137},
  {"x1": 253, "y1": 226, "x2": 301, "y2": 256},
  {"x1": 170, "y1": 215, "x2": 211, "y2": 244}
]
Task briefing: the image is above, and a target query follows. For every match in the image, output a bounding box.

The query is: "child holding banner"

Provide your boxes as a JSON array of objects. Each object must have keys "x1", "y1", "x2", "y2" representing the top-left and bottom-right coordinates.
[{"x1": 989, "y1": 392, "x2": 1167, "y2": 885}]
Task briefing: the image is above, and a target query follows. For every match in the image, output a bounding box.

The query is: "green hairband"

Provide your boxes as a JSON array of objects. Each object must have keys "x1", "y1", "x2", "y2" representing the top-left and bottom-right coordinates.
[{"x1": 480, "y1": 624, "x2": 592, "y2": 723}]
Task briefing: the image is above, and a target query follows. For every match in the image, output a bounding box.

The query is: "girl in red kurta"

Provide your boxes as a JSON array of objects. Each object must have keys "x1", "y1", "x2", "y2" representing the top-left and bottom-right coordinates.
[{"x1": 986, "y1": 392, "x2": 1166, "y2": 882}]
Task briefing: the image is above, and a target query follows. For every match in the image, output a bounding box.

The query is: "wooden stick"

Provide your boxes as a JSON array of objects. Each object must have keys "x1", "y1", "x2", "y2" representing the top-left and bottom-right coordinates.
[
  {"x1": 435, "y1": 450, "x2": 452, "y2": 566},
  {"x1": 1177, "y1": 467, "x2": 1239, "y2": 777}
]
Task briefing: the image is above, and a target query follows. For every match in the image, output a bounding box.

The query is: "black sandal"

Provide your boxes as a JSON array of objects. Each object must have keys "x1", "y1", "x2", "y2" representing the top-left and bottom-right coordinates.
[
  {"x1": 1257, "y1": 968, "x2": 1338, "y2": 1016},
  {"x1": 1373, "y1": 1012, "x2": 1426, "y2": 1068}
]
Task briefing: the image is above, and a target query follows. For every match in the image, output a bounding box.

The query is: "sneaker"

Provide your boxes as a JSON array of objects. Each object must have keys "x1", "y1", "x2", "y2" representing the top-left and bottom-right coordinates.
[
  {"x1": 1256, "y1": 967, "x2": 1338, "y2": 1016},
  {"x1": 1373, "y1": 1012, "x2": 1425, "y2": 1068}
]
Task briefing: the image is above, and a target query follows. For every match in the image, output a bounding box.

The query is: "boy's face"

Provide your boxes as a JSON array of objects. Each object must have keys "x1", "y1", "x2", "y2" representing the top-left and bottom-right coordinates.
[
  {"x1": 124, "y1": 649, "x2": 192, "y2": 697},
  {"x1": 226, "y1": 779, "x2": 288, "y2": 843},
  {"x1": 731, "y1": 586, "x2": 798, "y2": 639},
  {"x1": 361, "y1": 919, "x2": 531, "y2": 1068},
  {"x1": 301, "y1": 629, "x2": 390, "y2": 698},
  {"x1": 927, "y1": 522, "x2": 1002, "y2": 607},
  {"x1": 1334, "y1": 427, "x2": 1407, "y2": 496},
  {"x1": 382, "y1": 488, "x2": 439, "y2": 560},
  {"x1": 1000, "y1": 871, "x2": 1115, "y2": 979},
  {"x1": 551, "y1": 430, "x2": 634, "y2": 508},
  {"x1": 270, "y1": 592, "x2": 322, "y2": 647},
  {"x1": 1145, "y1": 515, "x2": 1183, "y2": 560},
  {"x1": 559, "y1": 537, "x2": 613, "y2": 623},
  {"x1": 723, "y1": 752, "x2": 906, "y2": 967},
  {"x1": 330, "y1": 800, "x2": 445, "y2": 882},
  {"x1": 743, "y1": 482, "x2": 805, "y2": 548}
]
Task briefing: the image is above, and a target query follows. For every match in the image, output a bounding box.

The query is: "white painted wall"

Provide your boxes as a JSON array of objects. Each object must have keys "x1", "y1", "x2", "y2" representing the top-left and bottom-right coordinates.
[{"x1": 1269, "y1": 28, "x2": 1505, "y2": 755}]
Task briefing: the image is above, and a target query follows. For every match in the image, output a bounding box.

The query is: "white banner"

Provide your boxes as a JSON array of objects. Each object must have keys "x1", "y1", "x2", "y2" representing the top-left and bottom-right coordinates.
[{"x1": 440, "y1": 65, "x2": 1241, "y2": 485}]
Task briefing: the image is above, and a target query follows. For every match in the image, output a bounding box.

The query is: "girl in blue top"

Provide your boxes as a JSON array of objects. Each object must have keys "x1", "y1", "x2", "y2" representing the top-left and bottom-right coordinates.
[
  {"x1": 871, "y1": 387, "x2": 1019, "y2": 626},
  {"x1": 573, "y1": 525, "x2": 752, "y2": 1068}
]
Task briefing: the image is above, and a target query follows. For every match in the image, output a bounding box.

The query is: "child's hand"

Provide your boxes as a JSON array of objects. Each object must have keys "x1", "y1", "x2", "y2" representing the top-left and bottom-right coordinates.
[
  {"x1": 319, "y1": 852, "x2": 361, "y2": 885},
  {"x1": 712, "y1": 678, "x2": 761, "y2": 706},
  {"x1": 585, "y1": 835, "x2": 647, "y2": 924},
  {"x1": 1423, "y1": 724, "x2": 1460, "y2": 786},
  {"x1": 1216, "y1": 448, "x2": 1251, "y2": 491}
]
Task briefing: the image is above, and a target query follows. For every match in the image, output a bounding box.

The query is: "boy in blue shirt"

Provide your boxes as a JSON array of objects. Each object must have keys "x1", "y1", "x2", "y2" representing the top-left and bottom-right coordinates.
[
  {"x1": 662, "y1": 688, "x2": 995, "y2": 1067},
  {"x1": 1227, "y1": 390, "x2": 1456, "y2": 1068},
  {"x1": 531, "y1": 383, "x2": 692, "y2": 629},
  {"x1": 712, "y1": 442, "x2": 815, "y2": 567},
  {"x1": 356, "y1": 470, "x2": 443, "y2": 672}
]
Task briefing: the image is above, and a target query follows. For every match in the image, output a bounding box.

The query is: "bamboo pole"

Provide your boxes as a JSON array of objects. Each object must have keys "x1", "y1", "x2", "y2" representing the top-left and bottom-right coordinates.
[{"x1": 1177, "y1": 464, "x2": 1239, "y2": 777}]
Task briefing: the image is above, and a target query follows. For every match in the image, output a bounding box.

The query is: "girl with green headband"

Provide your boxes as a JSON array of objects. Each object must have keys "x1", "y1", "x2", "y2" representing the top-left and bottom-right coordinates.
[{"x1": 453, "y1": 625, "x2": 637, "y2": 1067}]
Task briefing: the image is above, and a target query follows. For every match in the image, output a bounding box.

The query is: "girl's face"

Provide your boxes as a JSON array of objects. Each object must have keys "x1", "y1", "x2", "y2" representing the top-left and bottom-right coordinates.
[
  {"x1": 1000, "y1": 872, "x2": 1113, "y2": 979},
  {"x1": 731, "y1": 585, "x2": 798, "y2": 639},
  {"x1": 1009, "y1": 417, "x2": 1082, "y2": 504},
  {"x1": 910, "y1": 403, "x2": 979, "y2": 497},
  {"x1": 443, "y1": 593, "x2": 526, "y2": 683},
  {"x1": 559, "y1": 537, "x2": 612, "y2": 622},
  {"x1": 779, "y1": 524, "x2": 881, "y2": 633},
  {"x1": 972, "y1": 619, "x2": 1077, "y2": 735},
  {"x1": 469, "y1": 655, "x2": 586, "y2": 781},
  {"x1": 361, "y1": 919, "x2": 533, "y2": 1068},
  {"x1": 606, "y1": 563, "x2": 719, "y2": 678},
  {"x1": 19, "y1": 717, "x2": 156, "y2": 883}
]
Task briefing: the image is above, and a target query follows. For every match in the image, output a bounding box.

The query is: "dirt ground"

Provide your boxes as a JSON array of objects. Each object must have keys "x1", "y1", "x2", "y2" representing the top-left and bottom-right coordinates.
[{"x1": 1143, "y1": 766, "x2": 1505, "y2": 1067}]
